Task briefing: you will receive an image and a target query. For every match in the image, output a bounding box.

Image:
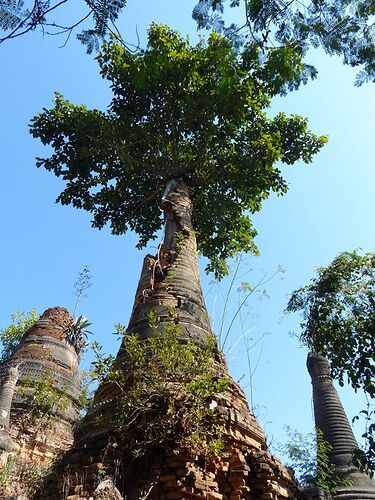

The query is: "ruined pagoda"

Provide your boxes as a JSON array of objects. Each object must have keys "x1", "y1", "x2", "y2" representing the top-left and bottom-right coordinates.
[
  {"x1": 0, "y1": 307, "x2": 81, "y2": 462},
  {"x1": 27, "y1": 22, "x2": 330, "y2": 498},
  {"x1": 37, "y1": 180, "x2": 300, "y2": 500}
]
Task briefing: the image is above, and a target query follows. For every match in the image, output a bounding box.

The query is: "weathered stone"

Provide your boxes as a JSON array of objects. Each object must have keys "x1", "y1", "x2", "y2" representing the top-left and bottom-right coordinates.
[
  {"x1": 91, "y1": 478, "x2": 123, "y2": 500},
  {"x1": 32, "y1": 182, "x2": 300, "y2": 500},
  {"x1": 0, "y1": 307, "x2": 82, "y2": 498},
  {"x1": 0, "y1": 365, "x2": 19, "y2": 451},
  {"x1": 303, "y1": 486, "x2": 331, "y2": 499},
  {"x1": 307, "y1": 353, "x2": 375, "y2": 499}
]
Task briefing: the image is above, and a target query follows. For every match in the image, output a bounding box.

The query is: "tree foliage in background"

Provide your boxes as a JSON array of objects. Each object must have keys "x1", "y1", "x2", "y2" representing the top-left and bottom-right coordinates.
[
  {"x1": 30, "y1": 23, "x2": 326, "y2": 278},
  {"x1": 2, "y1": 1, "x2": 375, "y2": 88},
  {"x1": 287, "y1": 250, "x2": 375, "y2": 474},
  {"x1": 279, "y1": 426, "x2": 317, "y2": 488},
  {"x1": 0, "y1": 309, "x2": 38, "y2": 363},
  {"x1": 193, "y1": 0, "x2": 375, "y2": 87},
  {"x1": 0, "y1": 1, "x2": 128, "y2": 52}
]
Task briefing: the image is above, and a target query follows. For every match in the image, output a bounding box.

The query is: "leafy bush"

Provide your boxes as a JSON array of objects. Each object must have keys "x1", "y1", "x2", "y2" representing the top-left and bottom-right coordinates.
[
  {"x1": 17, "y1": 371, "x2": 72, "y2": 429},
  {"x1": 90, "y1": 308, "x2": 229, "y2": 457},
  {"x1": 0, "y1": 454, "x2": 50, "y2": 497}
]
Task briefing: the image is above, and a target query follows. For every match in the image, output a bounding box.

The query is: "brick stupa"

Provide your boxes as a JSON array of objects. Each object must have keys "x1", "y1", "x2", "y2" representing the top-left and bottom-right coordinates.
[
  {"x1": 0, "y1": 307, "x2": 81, "y2": 462},
  {"x1": 37, "y1": 181, "x2": 300, "y2": 499}
]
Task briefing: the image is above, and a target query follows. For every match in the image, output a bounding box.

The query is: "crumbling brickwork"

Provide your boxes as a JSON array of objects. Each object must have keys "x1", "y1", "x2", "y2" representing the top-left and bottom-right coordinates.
[
  {"x1": 33, "y1": 182, "x2": 301, "y2": 500},
  {"x1": 0, "y1": 307, "x2": 82, "y2": 498}
]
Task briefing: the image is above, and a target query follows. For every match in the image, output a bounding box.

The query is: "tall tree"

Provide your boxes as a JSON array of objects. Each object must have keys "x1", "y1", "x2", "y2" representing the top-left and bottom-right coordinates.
[
  {"x1": 193, "y1": 0, "x2": 375, "y2": 87},
  {"x1": 30, "y1": 23, "x2": 327, "y2": 279}
]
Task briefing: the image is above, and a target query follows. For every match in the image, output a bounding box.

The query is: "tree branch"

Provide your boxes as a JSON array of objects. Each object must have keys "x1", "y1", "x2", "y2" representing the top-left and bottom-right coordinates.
[{"x1": 0, "y1": 0, "x2": 70, "y2": 43}]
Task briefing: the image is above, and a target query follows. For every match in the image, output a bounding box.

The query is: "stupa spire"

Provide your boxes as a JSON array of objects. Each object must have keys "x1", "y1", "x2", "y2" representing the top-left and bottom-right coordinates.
[
  {"x1": 0, "y1": 307, "x2": 81, "y2": 458},
  {"x1": 307, "y1": 352, "x2": 375, "y2": 499},
  {"x1": 121, "y1": 178, "x2": 212, "y2": 345}
]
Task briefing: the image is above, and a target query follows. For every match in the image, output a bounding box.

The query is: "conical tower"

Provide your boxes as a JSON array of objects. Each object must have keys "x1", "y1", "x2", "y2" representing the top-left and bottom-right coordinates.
[
  {"x1": 38, "y1": 180, "x2": 300, "y2": 499},
  {"x1": 0, "y1": 307, "x2": 81, "y2": 462},
  {"x1": 307, "y1": 352, "x2": 375, "y2": 499}
]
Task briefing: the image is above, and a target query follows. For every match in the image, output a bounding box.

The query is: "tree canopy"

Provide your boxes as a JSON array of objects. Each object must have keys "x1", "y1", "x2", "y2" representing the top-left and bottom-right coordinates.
[
  {"x1": 193, "y1": 0, "x2": 375, "y2": 87},
  {"x1": 30, "y1": 23, "x2": 327, "y2": 278},
  {"x1": 2, "y1": 1, "x2": 374, "y2": 88}
]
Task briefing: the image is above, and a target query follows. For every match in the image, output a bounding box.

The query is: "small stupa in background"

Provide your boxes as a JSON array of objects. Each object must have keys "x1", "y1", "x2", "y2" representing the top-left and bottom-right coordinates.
[
  {"x1": 0, "y1": 306, "x2": 81, "y2": 464},
  {"x1": 307, "y1": 352, "x2": 375, "y2": 499}
]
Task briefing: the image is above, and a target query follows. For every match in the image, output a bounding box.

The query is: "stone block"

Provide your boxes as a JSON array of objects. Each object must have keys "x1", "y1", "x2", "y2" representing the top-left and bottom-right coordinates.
[
  {"x1": 165, "y1": 492, "x2": 183, "y2": 499},
  {"x1": 206, "y1": 492, "x2": 223, "y2": 499}
]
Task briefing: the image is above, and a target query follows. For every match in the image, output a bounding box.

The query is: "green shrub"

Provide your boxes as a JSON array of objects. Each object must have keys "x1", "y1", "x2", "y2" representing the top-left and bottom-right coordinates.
[
  {"x1": 90, "y1": 308, "x2": 229, "y2": 458},
  {"x1": 0, "y1": 309, "x2": 38, "y2": 362}
]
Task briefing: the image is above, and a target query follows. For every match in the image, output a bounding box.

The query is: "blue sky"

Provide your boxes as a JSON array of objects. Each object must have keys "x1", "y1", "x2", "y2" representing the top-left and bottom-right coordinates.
[{"x1": 1, "y1": 0, "x2": 374, "y2": 460}]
